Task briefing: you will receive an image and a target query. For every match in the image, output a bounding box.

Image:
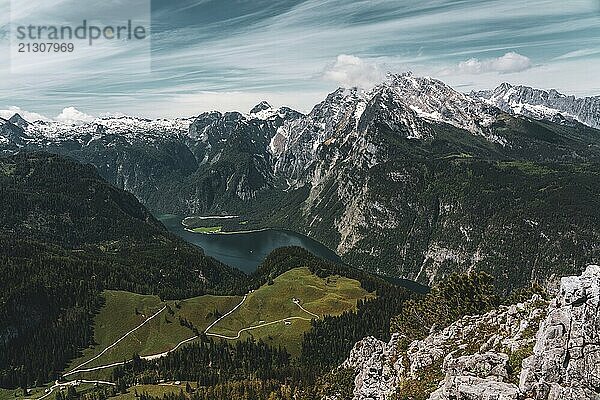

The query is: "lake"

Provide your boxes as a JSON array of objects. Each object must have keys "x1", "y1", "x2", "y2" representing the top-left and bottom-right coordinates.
[
  {"x1": 158, "y1": 214, "x2": 429, "y2": 293},
  {"x1": 158, "y1": 215, "x2": 342, "y2": 274}
]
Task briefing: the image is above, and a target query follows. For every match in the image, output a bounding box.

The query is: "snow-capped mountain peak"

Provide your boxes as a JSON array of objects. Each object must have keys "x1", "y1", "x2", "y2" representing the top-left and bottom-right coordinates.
[
  {"x1": 249, "y1": 101, "x2": 272, "y2": 115},
  {"x1": 246, "y1": 101, "x2": 304, "y2": 122},
  {"x1": 8, "y1": 113, "x2": 30, "y2": 129},
  {"x1": 370, "y1": 72, "x2": 501, "y2": 137},
  {"x1": 248, "y1": 102, "x2": 278, "y2": 120},
  {"x1": 1, "y1": 115, "x2": 195, "y2": 149},
  {"x1": 271, "y1": 72, "x2": 514, "y2": 177},
  {"x1": 473, "y1": 84, "x2": 600, "y2": 129}
]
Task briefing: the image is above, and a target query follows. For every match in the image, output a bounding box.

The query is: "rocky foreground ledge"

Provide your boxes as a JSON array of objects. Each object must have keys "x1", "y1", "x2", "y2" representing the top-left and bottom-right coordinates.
[{"x1": 340, "y1": 265, "x2": 600, "y2": 400}]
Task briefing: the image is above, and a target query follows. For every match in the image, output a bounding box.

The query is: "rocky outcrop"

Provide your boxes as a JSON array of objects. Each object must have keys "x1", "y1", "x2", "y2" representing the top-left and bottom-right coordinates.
[
  {"x1": 338, "y1": 265, "x2": 600, "y2": 400},
  {"x1": 520, "y1": 264, "x2": 600, "y2": 400},
  {"x1": 429, "y1": 352, "x2": 520, "y2": 400},
  {"x1": 342, "y1": 295, "x2": 546, "y2": 400},
  {"x1": 341, "y1": 335, "x2": 403, "y2": 400}
]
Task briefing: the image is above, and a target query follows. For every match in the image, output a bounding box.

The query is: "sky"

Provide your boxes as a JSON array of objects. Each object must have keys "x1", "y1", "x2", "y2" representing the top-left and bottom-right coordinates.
[{"x1": 0, "y1": 0, "x2": 599, "y2": 120}]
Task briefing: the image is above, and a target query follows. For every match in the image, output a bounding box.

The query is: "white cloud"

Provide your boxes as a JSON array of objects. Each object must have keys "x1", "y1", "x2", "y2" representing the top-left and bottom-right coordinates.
[
  {"x1": 0, "y1": 106, "x2": 50, "y2": 122},
  {"x1": 323, "y1": 54, "x2": 385, "y2": 88},
  {"x1": 451, "y1": 52, "x2": 533, "y2": 75},
  {"x1": 55, "y1": 107, "x2": 95, "y2": 124},
  {"x1": 0, "y1": 106, "x2": 97, "y2": 124}
]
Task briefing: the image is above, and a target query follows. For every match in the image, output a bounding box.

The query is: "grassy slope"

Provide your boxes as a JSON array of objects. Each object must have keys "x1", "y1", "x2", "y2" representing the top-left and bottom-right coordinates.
[
  {"x1": 64, "y1": 291, "x2": 164, "y2": 372},
  {"x1": 65, "y1": 291, "x2": 242, "y2": 374},
  {"x1": 190, "y1": 226, "x2": 222, "y2": 233},
  {"x1": 65, "y1": 267, "x2": 372, "y2": 380},
  {"x1": 210, "y1": 267, "x2": 374, "y2": 355}
]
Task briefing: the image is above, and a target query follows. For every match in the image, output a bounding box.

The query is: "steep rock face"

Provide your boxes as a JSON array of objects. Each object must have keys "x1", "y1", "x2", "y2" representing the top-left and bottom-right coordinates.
[
  {"x1": 475, "y1": 83, "x2": 600, "y2": 129},
  {"x1": 270, "y1": 75, "x2": 490, "y2": 263},
  {"x1": 520, "y1": 264, "x2": 600, "y2": 399},
  {"x1": 338, "y1": 266, "x2": 600, "y2": 400},
  {"x1": 271, "y1": 72, "x2": 505, "y2": 190},
  {"x1": 272, "y1": 72, "x2": 505, "y2": 187},
  {"x1": 342, "y1": 335, "x2": 403, "y2": 400},
  {"x1": 272, "y1": 87, "x2": 368, "y2": 186},
  {"x1": 298, "y1": 154, "x2": 600, "y2": 289},
  {"x1": 267, "y1": 74, "x2": 600, "y2": 287},
  {"x1": 183, "y1": 105, "x2": 303, "y2": 209},
  {"x1": 358, "y1": 85, "x2": 434, "y2": 141},
  {"x1": 375, "y1": 73, "x2": 502, "y2": 141}
]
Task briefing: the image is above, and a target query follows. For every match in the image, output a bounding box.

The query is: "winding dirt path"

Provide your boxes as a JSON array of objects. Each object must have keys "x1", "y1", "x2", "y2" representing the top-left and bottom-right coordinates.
[
  {"x1": 65, "y1": 305, "x2": 167, "y2": 376},
  {"x1": 205, "y1": 316, "x2": 312, "y2": 340},
  {"x1": 142, "y1": 294, "x2": 248, "y2": 360},
  {"x1": 293, "y1": 299, "x2": 320, "y2": 319},
  {"x1": 63, "y1": 294, "x2": 321, "y2": 377}
]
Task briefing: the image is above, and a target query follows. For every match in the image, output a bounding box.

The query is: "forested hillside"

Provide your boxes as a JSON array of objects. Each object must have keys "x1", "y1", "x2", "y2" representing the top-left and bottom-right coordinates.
[
  {"x1": 0, "y1": 153, "x2": 246, "y2": 388},
  {"x1": 0, "y1": 153, "x2": 417, "y2": 392}
]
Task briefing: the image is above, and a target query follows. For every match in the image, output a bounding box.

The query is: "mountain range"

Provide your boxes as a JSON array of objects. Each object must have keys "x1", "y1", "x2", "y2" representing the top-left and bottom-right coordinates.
[
  {"x1": 474, "y1": 83, "x2": 600, "y2": 128},
  {"x1": 1, "y1": 73, "x2": 599, "y2": 291}
]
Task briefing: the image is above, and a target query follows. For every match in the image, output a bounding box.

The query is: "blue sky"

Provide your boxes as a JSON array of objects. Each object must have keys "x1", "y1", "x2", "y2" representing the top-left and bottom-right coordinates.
[{"x1": 1, "y1": 0, "x2": 599, "y2": 119}]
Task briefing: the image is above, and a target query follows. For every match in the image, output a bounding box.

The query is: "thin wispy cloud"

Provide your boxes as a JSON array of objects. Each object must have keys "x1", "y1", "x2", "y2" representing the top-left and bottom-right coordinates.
[
  {"x1": 1, "y1": 0, "x2": 599, "y2": 117},
  {"x1": 555, "y1": 48, "x2": 600, "y2": 60}
]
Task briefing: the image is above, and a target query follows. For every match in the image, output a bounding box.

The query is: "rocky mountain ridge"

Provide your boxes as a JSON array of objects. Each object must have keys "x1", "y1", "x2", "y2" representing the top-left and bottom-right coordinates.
[
  {"x1": 271, "y1": 72, "x2": 511, "y2": 186},
  {"x1": 3, "y1": 76, "x2": 599, "y2": 149},
  {"x1": 340, "y1": 265, "x2": 600, "y2": 400},
  {"x1": 474, "y1": 83, "x2": 600, "y2": 129}
]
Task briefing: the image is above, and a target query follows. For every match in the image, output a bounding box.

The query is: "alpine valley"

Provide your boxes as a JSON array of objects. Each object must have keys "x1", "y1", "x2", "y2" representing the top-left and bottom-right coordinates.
[
  {"x1": 2, "y1": 74, "x2": 599, "y2": 291},
  {"x1": 1, "y1": 74, "x2": 600, "y2": 400}
]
